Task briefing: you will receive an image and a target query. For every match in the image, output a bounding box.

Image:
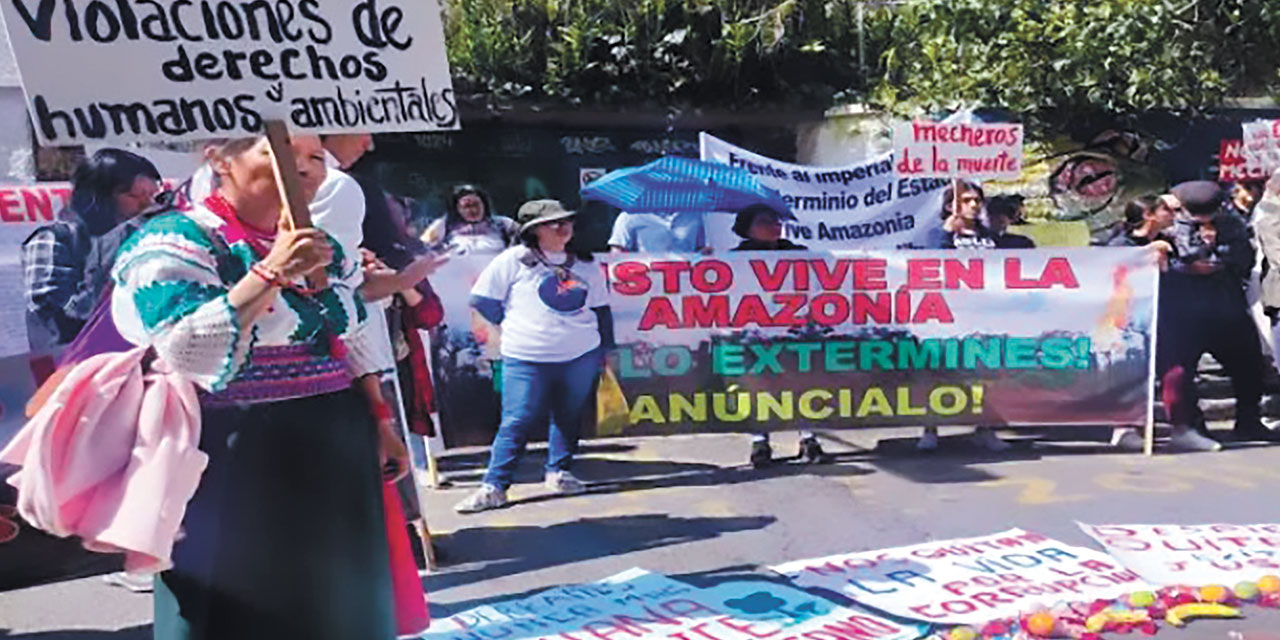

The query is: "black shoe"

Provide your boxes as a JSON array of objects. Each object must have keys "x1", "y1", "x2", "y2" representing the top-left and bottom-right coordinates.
[
  {"x1": 798, "y1": 437, "x2": 831, "y2": 464},
  {"x1": 1233, "y1": 421, "x2": 1280, "y2": 442},
  {"x1": 749, "y1": 440, "x2": 774, "y2": 468}
]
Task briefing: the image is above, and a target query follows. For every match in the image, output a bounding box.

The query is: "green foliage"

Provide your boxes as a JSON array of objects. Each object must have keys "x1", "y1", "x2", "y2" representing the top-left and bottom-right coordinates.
[
  {"x1": 444, "y1": 0, "x2": 886, "y2": 107},
  {"x1": 444, "y1": 0, "x2": 1280, "y2": 130},
  {"x1": 874, "y1": 0, "x2": 1280, "y2": 132}
]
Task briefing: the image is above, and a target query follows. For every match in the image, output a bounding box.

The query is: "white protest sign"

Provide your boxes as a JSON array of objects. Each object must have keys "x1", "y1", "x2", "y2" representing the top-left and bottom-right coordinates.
[
  {"x1": 772, "y1": 528, "x2": 1148, "y2": 627},
  {"x1": 1, "y1": 0, "x2": 458, "y2": 145},
  {"x1": 417, "y1": 569, "x2": 924, "y2": 640},
  {"x1": 1242, "y1": 120, "x2": 1280, "y2": 174},
  {"x1": 699, "y1": 133, "x2": 948, "y2": 251},
  {"x1": 1079, "y1": 523, "x2": 1280, "y2": 587},
  {"x1": 892, "y1": 121, "x2": 1023, "y2": 180}
]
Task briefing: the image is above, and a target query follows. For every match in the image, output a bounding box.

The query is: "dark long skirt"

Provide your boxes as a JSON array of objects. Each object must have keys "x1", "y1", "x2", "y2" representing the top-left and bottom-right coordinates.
[{"x1": 154, "y1": 390, "x2": 395, "y2": 640}]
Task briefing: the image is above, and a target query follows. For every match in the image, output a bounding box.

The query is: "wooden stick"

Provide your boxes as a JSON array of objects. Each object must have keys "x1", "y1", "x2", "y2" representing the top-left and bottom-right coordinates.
[
  {"x1": 264, "y1": 120, "x2": 313, "y2": 230},
  {"x1": 263, "y1": 119, "x2": 327, "y2": 288}
]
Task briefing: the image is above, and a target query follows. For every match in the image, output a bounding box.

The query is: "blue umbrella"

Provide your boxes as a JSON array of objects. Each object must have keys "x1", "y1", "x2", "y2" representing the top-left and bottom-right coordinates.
[{"x1": 580, "y1": 156, "x2": 795, "y2": 218}]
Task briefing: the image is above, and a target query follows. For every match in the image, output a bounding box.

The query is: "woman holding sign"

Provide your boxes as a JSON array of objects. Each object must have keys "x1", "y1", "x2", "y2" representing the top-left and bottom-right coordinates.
[{"x1": 111, "y1": 136, "x2": 399, "y2": 640}]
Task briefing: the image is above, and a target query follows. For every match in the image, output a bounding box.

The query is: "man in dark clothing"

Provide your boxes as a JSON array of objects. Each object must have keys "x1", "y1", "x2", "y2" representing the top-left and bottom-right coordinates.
[
  {"x1": 1160, "y1": 181, "x2": 1278, "y2": 445},
  {"x1": 986, "y1": 195, "x2": 1036, "y2": 249}
]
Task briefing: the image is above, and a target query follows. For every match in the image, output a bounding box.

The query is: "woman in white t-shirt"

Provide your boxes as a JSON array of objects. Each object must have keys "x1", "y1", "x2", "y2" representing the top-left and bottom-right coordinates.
[{"x1": 455, "y1": 200, "x2": 613, "y2": 513}]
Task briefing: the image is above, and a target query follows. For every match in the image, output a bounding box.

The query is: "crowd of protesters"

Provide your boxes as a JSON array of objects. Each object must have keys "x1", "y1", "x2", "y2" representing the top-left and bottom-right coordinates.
[{"x1": 11, "y1": 136, "x2": 1280, "y2": 635}]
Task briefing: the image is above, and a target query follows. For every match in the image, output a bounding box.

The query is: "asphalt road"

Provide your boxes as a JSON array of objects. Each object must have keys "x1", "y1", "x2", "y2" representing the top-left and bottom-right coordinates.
[{"x1": 3, "y1": 426, "x2": 1280, "y2": 639}]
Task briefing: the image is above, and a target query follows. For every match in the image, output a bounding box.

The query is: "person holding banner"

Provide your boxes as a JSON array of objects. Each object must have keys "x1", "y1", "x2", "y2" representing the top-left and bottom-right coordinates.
[
  {"x1": 730, "y1": 204, "x2": 829, "y2": 466},
  {"x1": 111, "y1": 135, "x2": 400, "y2": 640},
  {"x1": 922, "y1": 181, "x2": 1011, "y2": 452},
  {"x1": 455, "y1": 200, "x2": 613, "y2": 513}
]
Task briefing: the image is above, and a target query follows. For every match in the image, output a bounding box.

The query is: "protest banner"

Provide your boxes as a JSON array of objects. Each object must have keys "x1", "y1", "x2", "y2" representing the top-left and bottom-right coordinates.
[
  {"x1": 1, "y1": 0, "x2": 458, "y2": 146},
  {"x1": 1079, "y1": 523, "x2": 1280, "y2": 587},
  {"x1": 418, "y1": 569, "x2": 925, "y2": 640},
  {"x1": 603, "y1": 248, "x2": 1155, "y2": 434},
  {"x1": 699, "y1": 134, "x2": 946, "y2": 251},
  {"x1": 1241, "y1": 120, "x2": 1280, "y2": 174},
  {"x1": 891, "y1": 122, "x2": 1024, "y2": 180},
  {"x1": 1218, "y1": 139, "x2": 1269, "y2": 182},
  {"x1": 772, "y1": 529, "x2": 1149, "y2": 627},
  {"x1": 429, "y1": 252, "x2": 504, "y2": 448}
]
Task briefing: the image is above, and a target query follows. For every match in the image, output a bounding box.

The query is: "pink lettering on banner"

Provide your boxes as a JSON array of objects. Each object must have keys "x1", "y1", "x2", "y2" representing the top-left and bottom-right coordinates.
[
  {"x1": 893, "y1": 121, "x2": 1025, "y2": 180},
  {"x1": 0, "y1": 185, "x2": 72, "y2": 224}
]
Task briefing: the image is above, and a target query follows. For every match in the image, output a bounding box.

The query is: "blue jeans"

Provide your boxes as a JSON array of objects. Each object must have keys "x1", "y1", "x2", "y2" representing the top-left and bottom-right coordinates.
[{"x1": 484, "y1": 350, "x2": 602, "y2": 489}]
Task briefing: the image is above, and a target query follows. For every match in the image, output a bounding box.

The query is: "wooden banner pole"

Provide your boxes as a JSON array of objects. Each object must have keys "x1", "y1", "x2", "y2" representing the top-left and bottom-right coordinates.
[{"x1": 264, "y1": 119, "x2": 327, "y2": 289}]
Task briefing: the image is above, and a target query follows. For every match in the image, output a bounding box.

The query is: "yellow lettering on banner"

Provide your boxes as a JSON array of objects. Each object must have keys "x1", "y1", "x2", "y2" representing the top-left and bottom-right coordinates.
[
  {"x1": 857, "y1": 388, "x2": 893, "y2": 417},
  {"x1": 713, "y1": 391, "x2": 751, "y2": 422},
  {"x1": 838, "y1": 388, "x2": 853, "y2": 418},
  {"x1": 670, "y1": 393, "x2": 707, "y2": 422},
  {"x1": 896, "y1": 387, "x2": 926, "y2": 416},
  {"x1": 757, "y1": 392, "x2": 794, "y2": 421},
  {"x1": 980, "y1": 477, "x2": 1090, "y2": 506},
  {"x1": 799, "y1": 389, "x2": 835, "y2": 420},
  {"x1": 929, "y1": 386, "x2": 968, "y2": 416},
  {"x1": 629, "y1": 396, "x2": 666, "y2": 424}
]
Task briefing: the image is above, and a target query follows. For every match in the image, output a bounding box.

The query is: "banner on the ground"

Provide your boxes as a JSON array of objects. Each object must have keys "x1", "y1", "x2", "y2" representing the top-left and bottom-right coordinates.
[
  {"x1": 2, "y1": 0, "x2": 458, "y2": 145},
  {"x1": 891, "y1": 122, "x2": 1023, "y2": 180},
  {"x1": 772, "y1": 529, "x2": 1149, "y2": 626},
  {"x1": 417, "y1": 569, "x2": 925, "y2": 640},
  {"x1": 1079, "y1": 523, "x2": 1280, "y2": 587},
  {"x1": 602, "y1": 248, "x2": 1156, "y2": 434},
  {"x1": 699, "y1": 134, "x2": 947, "y2": 251}
]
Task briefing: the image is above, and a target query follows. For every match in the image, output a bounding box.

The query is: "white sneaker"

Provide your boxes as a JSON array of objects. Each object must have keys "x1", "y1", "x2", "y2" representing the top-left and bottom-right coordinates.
[
  {"x1": 453, "y1": 484, "x2": 508, "y2": 513},
  {"x1": 1168, "y1": 429, "x2": 1223, "y2": 453},
  {"x1": 916, "y1": 427, "x2": 939, "y2": 451},
  {"x1": 971, "y1": 427, "x2": 1012, "y2": 452},
  {"x1": 102, "y1": 571, "x2": 153, "y2": 593},
  {"x1": 544, "y1": 470, "x2": 587, "y2": 495},
  {"x1": 1111, "y1": 428, "x2": 1144, "y2": 452}
]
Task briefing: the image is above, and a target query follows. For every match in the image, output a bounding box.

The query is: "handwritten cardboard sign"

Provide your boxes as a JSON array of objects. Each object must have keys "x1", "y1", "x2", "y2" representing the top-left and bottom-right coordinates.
[
  {"x1": 1, "y1": 0, "x2": 458, "y2": 145},
  {"x1": 892, "y1": 121, "x2": 1023, "y2": 180},
  {"x1": 417, "y1": 569, "x2": 924, "y2": 640},
  {"x1": 772, "y1": 529, "x2": 1148, "y2": 626},
  {"x1": 1080, "y1": 523, "x2": 1280, "y2": 586}
]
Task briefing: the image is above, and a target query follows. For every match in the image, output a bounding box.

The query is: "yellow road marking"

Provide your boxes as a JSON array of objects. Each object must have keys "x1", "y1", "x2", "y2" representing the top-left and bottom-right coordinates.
[{"x1": 979, "y1": 476, "x2": 1090, "y2": 505}]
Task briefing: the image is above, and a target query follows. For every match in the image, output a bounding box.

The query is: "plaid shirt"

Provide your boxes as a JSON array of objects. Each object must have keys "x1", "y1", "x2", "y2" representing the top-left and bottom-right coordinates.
[
  {"x1": 23, "y1": 221, "x2": 89, "y2": 349},
  {"x1": 22, "y1": 217, "x2": 142, "y2": 350}
]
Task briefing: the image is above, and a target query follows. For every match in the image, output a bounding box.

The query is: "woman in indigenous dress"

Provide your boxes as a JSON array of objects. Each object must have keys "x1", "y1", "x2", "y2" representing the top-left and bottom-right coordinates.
[{"x1": 111, "y1": 136, "x2": 403, "y2": 640}]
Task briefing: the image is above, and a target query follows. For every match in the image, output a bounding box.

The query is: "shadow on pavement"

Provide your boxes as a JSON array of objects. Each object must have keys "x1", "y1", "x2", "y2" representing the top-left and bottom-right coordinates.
[
  {"x1": 0, "y1": 627, "x2": 150, "y2": 639},
  {"x1": 426, "y1": 513, "x2": 776, "y2": 595}
]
